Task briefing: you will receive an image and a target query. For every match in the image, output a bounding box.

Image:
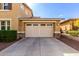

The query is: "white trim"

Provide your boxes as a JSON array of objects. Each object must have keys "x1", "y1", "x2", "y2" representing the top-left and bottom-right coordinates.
[
  {"x1": 0, "y1": 18, "x2": 11, "y2": 20},
  {"x1": 0, "y1": 18, "x2": 11, "y2": 30},
  {"x1": 5, "y1": 21, "x2": 7, "y2": 30},
  {"x1": 0, "y1": 10, "x2": 11, "y2": 11},
  {"x1": 18, "y1": 31, "x2": 25, "y2": 33},
  {"x1": 9, "y1": 21, "x2": 11, "y2": 30},
  {"x1": 55, "y1": 31, "x2": 60, "y2": 33}
]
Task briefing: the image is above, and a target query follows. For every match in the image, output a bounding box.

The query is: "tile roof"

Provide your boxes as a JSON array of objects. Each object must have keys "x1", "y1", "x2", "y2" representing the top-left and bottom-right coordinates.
[
  {"x1": 18, "y1": 16, "x2": 64, "y2": 21},
  {"x1": 60, "y1": 18, "x2": 79, "y2": 24}
]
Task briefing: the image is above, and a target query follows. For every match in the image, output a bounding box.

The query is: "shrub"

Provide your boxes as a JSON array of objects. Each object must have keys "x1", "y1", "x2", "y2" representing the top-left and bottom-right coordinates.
[
  {"x1": 66, "y1": 30, "x2": 79, "y2": 36},
  {"x1": 0, "y1": 30, "x2": 17, "y2": 42}
]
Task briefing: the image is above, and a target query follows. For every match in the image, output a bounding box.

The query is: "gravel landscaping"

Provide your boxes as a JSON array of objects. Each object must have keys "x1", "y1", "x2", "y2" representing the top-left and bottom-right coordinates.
[{"x1": 55, "y1": 33, "x2": 79, "y2": 51}]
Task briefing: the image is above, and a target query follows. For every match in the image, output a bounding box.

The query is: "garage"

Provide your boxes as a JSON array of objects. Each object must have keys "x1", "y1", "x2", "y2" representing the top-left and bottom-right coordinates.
[
  {"x1": 25, "y1": 23, "x2": 53, "y2": 37},
  {"x1": 18, "y1": 17, "x2": 61, "y2": 38}
]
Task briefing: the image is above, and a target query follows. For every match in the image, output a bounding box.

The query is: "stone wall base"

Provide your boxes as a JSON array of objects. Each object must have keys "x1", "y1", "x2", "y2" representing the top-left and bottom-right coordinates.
[{"x1": 17, "y1": 33, "x2": 25, "y2": 39}]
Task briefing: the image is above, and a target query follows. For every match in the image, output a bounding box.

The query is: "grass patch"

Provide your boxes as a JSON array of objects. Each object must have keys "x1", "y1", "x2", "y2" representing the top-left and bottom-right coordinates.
[{"x1": 66, "y1": 30, "x2": 79, "y2": 36}]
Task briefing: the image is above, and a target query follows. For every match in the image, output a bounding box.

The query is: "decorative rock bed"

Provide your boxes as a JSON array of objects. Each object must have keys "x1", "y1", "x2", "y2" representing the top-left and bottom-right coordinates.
[{"x1": 55, "y1": 33, "x2": 79, "y2": 51}]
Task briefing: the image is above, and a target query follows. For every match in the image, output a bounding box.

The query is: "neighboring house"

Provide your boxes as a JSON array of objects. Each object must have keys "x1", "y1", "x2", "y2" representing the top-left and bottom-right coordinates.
[
  {"x1": 60, "y1": 18, "x2": 79, "y2": 32},
  {"x1": 0, "y1": 3, "x2": 63, "y2": 38},
  {"x1": 74, "y1": 18, "x2": 79, "y2": 28}
]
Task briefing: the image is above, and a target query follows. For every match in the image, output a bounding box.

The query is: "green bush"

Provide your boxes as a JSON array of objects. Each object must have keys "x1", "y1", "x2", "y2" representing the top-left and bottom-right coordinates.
[
  {"x1": 66, "y1": 30, "x2": 79, "y2": 36},
  {"x1": 0, "y1": 30, "x2": 17, "y2": 42}
]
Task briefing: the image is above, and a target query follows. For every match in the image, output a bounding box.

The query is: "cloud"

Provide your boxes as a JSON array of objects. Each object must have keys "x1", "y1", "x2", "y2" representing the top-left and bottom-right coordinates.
[{"x1": 58, "y1": 14, "x2": 63, "y2": 18}]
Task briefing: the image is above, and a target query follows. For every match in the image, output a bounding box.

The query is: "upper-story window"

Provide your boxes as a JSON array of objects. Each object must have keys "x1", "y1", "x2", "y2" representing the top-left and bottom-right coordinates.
[
  {"x1": 0, "y1": 3, "x2": 12, "y2": 10},
  {"x1": 4, "y1": 3, "x2": 9, "y2": 10}
]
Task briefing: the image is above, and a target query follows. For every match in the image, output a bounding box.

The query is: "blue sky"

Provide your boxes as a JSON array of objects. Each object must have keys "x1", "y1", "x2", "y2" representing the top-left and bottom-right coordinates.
[{"x1": 27, "y1": 3, "x2": 79, "y2": 19}]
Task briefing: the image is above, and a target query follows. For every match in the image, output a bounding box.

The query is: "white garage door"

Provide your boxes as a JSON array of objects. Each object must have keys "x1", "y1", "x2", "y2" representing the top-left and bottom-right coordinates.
[{"x1": 25, "y1": 23, "x2": 53, "y2": 37}]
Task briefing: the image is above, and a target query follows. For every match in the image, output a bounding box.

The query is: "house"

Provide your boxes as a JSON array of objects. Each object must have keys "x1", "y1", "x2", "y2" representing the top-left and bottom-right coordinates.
[
  {"x1": 0, "y1": 3, "x2": 63, "y2": 38},
  {"x1": 60, "y1": 18, "x2": 79, "y2": 32}
]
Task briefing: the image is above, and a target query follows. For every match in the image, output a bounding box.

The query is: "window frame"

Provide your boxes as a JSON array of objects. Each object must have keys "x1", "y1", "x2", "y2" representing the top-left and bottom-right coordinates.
[
  {"x1": 0, "y1": 3, "x2": 12, "y2": 11},
  {"x1": 40, "y1": 24, "x2": 46, "y2": 26},
  {"x1": 33, "y1": 24, "x2": 38, "y2": 26},
  {"x1": 26, "y1": 24, "x2": 32, "y2": 26},
  {"x1": 4, "y1": 3, "x2": 9, "y2": 10},
  {"x1": 0, "y1": 20, "x2": 10, "y2": 30},
  {"x1": 47, "y1": 24, "x2": 53, "y2": 26}
]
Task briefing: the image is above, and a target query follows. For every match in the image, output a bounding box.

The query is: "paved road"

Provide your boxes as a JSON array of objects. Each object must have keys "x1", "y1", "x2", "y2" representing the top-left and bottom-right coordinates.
[{"x1": 0, "y1": 37, "x2": 79, "y2": 56}]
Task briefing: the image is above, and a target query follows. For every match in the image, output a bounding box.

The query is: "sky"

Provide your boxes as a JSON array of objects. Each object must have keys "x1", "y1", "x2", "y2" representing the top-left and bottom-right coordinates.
[{"x1": 27, "y1": 3, "x2": 79, "y2": 20}]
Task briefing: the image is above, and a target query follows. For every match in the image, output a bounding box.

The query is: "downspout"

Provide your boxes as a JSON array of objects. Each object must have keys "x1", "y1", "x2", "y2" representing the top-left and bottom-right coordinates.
[
  {"x1": 24, "y1": 22, "x2": 26, "y2": 38},
  {"x1": 53, "y1": 22, "x2": 55, "y2": 37}
]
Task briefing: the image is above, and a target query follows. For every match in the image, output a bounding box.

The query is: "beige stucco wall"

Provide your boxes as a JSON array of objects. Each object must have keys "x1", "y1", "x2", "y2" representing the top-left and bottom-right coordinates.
[
  {"x1": 23, "y1": 5, "x2": 33, "y2": 17},
  {"x1": 0, "y1": 3, "x2": 33, "y2": 32},
  {"x1": 18, "y1": 19, "x2": 60, "y2": 33}
]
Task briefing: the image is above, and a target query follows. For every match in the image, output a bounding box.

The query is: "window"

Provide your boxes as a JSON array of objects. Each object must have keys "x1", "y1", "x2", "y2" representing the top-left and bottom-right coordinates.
[
  {"x1": 1, "y1": 21, "x2": 5, "y2": 25},
  {"x1": 1, "y1": 21, "x2": 6, "y2": 30},
  {"x1": 0, "y1": 21, "x2": 10, "y2": 30},
  {"x1": 4, "y1": 3, "x2": 9, "y2": 10},
  {"x1": 1, "y1": 26, "x2": 6, "y2": 30},
  {"x1": 27, "y1": 24, "x2": 32, "y2": 26},
  {"x1": 41, "y1": 24, "x2": 45, "y2": 26},
  {"x1": 7, "y1": 21, "x2": 10, "y2": 25},
  {"x1": 7, "y1": 26, "x2": 10, "y2": 30},
  {"x1": 33, "y1": 24, "x2": 38, "y2": 26},
  {"x1": 0, "y1": 3, "x2": 12, "y2": 10},
  {"x1": 47, "y1": 24, "x2": 53, "y2": 26},
  {"x1": 0, "y1": 4, "x2": 3, "y2": 9},
  {"x1": 7, "y1": 21, "x2": 10, "y2": 30},
  {"x1": 4, "y1": 3, "x2": 12, "y2": 10}
]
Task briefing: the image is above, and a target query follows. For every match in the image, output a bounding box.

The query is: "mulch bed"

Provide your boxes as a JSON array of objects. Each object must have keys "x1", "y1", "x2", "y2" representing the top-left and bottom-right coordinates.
[
  {"x1": 0, "y1": 39, "x2": 21, "y2": 51},
  {"x1": 55, "y1": 33, "x2": 79, "y2": 51}
]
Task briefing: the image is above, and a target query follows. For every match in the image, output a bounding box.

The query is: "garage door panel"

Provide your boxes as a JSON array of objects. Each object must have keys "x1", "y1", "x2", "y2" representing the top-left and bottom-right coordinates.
[
  {"x1": 26, "y1": 26, "x2": 40, "y2": 37},
  {"x1": 25, "y1": 23, "x2": 53, "y2": 37},
  {"x1": 32, "y1": 26, "x2": 39, "y2": 37},
  {"x1": 39, "y1": 26, "x2": 53, "y2": 37}
]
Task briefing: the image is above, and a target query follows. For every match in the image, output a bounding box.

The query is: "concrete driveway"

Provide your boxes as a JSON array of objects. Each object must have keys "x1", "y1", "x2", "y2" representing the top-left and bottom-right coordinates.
[{"x1": 0, "y1": 37, "x2": 79, "y2": 56}]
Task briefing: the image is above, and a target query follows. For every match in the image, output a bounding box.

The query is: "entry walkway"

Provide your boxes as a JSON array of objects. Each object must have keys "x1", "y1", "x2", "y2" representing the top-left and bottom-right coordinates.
[{"x1": 0, "y1": 38, "x2": 79, "y2": 56}]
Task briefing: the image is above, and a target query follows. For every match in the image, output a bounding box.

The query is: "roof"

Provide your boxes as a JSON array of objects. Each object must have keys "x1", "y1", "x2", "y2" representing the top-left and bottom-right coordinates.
[
  {"x1": 22, "y1": 3, "x2": 33, "y2": 17},
  {"x1": 22, "y1": 3, "x2": 32, "y2": 11},
  {"x1": 60, "y1": 18, "x2": 79, "y2": 24},
  {"x1": 18, "y1": 17, "x2": 64, "y2": 21}
]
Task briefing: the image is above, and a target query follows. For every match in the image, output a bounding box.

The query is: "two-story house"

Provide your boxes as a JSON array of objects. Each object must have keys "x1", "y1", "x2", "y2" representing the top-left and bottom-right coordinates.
[{"x1": 0, "y1": 3, "x2": 62, "y2": 38}]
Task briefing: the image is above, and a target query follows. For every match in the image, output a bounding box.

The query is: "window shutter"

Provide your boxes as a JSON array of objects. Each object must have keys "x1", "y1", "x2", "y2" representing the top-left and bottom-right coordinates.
[
  {"x1": 8, "y1": 3, "x2": 12, "y2": 10},
  {"x1": 0, "y1": 3, "x2": 3, "y2": 9}
]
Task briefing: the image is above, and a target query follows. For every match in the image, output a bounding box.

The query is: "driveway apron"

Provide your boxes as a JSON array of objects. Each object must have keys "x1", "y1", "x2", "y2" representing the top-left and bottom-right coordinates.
[{"x1": 0, "y1": 37, "x2": 79, "y2": 56}]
